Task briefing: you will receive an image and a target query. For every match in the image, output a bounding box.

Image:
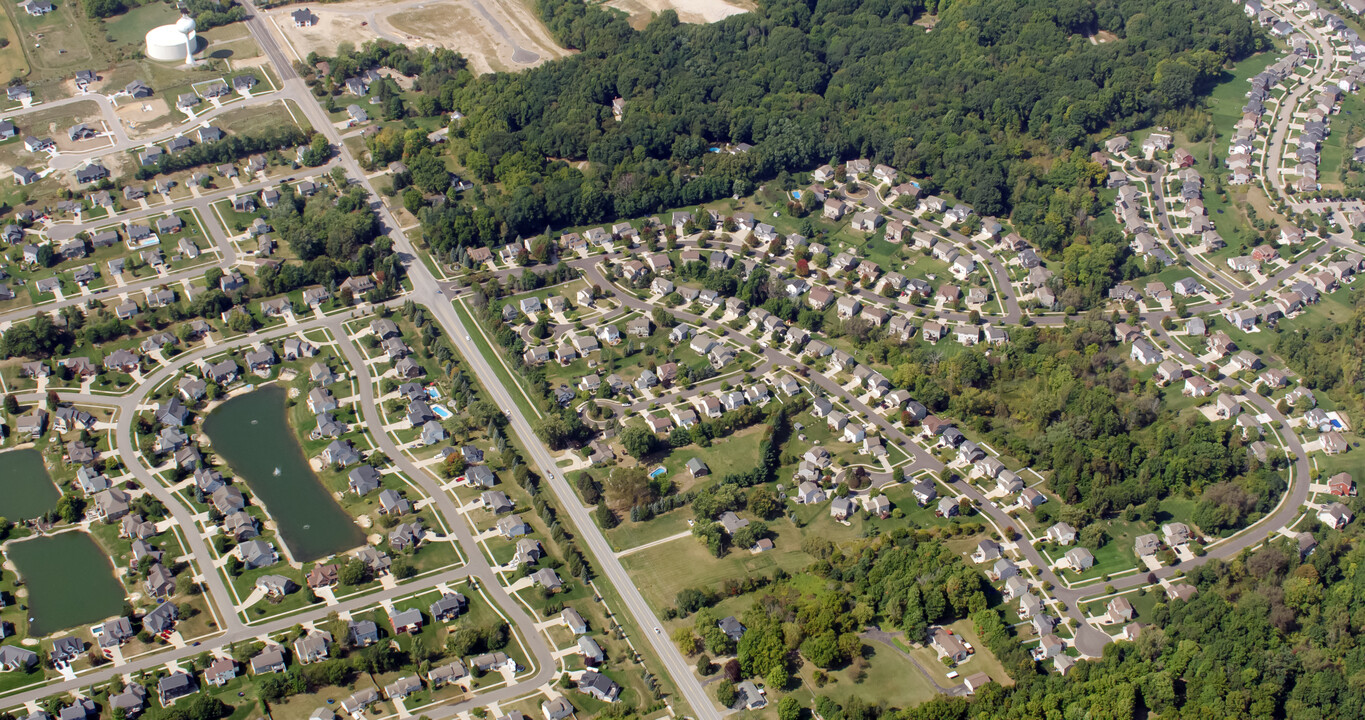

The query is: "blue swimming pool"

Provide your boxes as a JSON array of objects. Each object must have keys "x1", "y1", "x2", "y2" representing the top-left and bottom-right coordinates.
[
  {"x1": 431, "y1": 404, "x2": 452, "y2": 420},
  {"x1": 792, "y1": 190, "x2": 803, "y2": 200},
  {"x1": 425, "y1": 386, "x2": 442, "y2": 400},
  {"x1": 649, "y1": 467, "x2": 667, "y2": 479}
]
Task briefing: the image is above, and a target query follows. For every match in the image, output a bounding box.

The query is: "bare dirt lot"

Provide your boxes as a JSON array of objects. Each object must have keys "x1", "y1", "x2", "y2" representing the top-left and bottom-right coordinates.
[
  {"x1": 275, "y1": 10, "x2": 385, "y2": 60},
  {"x1": 269, "y1": 0, "x2": 571, "y2": 75},
  {"x1": 113, "y1": 97, "x2": 176, "y2": 140},
  {"x1": 607, "y1": 0, "x2": 752, "y2": 28}
]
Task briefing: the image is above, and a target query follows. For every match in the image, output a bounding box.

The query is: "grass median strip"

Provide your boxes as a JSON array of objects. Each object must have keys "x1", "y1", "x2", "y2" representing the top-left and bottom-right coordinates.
[{"x1": 451, "y1": 298, "x2": 543, "y2": 422}]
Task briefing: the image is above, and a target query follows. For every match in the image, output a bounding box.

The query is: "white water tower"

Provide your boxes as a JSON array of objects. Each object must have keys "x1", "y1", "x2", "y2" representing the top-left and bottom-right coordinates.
[{"x1": 145, "y1": 9, "x2": 199, "y2": 65}]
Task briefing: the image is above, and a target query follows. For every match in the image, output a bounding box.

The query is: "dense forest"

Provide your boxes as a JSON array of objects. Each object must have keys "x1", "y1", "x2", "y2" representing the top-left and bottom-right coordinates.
[
  {"x1": 444, "y1": 0, "x2": 1256, "y2": 251},
  {"x1": 314, "y1": 0, "x2": 1263, "y2": 298}
]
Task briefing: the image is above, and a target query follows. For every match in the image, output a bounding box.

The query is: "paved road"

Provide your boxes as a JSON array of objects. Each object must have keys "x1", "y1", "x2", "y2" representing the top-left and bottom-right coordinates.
[
  {"x1": 0, "y1": 156, "x2": 352, "y2": 329},
  {"x1": 413, "y1": 290, "x2": 722, "y2": 720},
  {"x1": 7, "y1": 304, "x2": 569, "y2": 710},
  {"x1": 232, "y1": 5, "x2": 726, "y2": 717},
  {"x1": 327, "y1": 315, "x2": 557, "y2": 670}
]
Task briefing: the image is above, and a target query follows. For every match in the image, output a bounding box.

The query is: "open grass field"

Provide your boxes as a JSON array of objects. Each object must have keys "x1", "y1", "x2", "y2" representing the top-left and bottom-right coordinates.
[
  {"x1": 620, "y1": 530, "x2": 814, "y2": 612},
  {"x1": 0, "y1": 7, "x2": 29, "y2": 82},
  {"x1": 215, "y1": 99, "x2": 306, "y2": 136},
  {"x1": 4, "y1": 99, "x2": 101, "y2": 146},
  {"x1": 4, "y1": 0, "x2": 181, "y2": 93},
  {"x1": 1207, "y1": 51, "x2": 1279, "y2": 149},
  {"x1": 11, "y1": 1, "x2": 96, "y2": 79},
  {"x1": 785, "y1": 636, "x2": 941, "y2": 712},
  {"x1": 451, "y1": 297, "x2": 543, "y2": 422},
  {"x1": 1315, "y1": 93, "x2": 1365, "y2": 193}
]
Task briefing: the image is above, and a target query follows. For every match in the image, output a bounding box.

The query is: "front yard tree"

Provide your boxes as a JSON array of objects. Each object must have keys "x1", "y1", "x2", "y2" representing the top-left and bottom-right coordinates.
[
  {"x1": 338, "y1": 558, "x2": 367, "y2": 586},
  {"x1": 715, "y1": 680, "x2": 736, "y2": 708},
  {"x1": 766, "y1": 665, "x2": 789, "y2": 691},
  {"x1": 594, "y1": 502, "x2": 617, "y2": 529}
]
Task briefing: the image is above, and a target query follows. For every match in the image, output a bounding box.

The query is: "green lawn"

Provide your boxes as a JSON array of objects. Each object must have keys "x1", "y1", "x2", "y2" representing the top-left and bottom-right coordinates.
[
  {"x1": 451, "y1": 298, "x2": 543, "y2": 422},
  {"x1": 784, "y1": 636, "x2": 940, "y2": 712},
  {"x1": 604, "y1": 507, "x2": 692, "y2": 552},
  {"x1": 619, "y1": 530, "x2": 814, "y2": 613}
]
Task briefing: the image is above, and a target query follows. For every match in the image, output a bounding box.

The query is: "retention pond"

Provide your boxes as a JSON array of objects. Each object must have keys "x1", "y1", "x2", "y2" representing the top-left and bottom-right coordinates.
[
  {"x1": 203, "y1": 384, "x2": 364, "y2": 563},
  {"x1": 0, "y1": 448, "x2": 61, "y2": 521},
  {"x1": 10, "y1": 532, "x2": 125, "y2": 636}
]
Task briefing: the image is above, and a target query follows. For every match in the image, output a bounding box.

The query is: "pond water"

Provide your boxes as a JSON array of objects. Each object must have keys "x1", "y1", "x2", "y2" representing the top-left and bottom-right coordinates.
[
  {"x1": 202, "y1": 385, "x2": 365, "y2": 562},
  {"x1": 0, "y1": 448, "x2": 61, "y2": 521},
  {"x1": 10, "y1": 532, "x2": 126, "y2": 636}
]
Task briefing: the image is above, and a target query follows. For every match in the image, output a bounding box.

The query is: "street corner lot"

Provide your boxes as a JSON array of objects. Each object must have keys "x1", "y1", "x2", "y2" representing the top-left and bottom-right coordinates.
[{"x1": 0, "y1": 100, "x2": 106, "y2": 166}]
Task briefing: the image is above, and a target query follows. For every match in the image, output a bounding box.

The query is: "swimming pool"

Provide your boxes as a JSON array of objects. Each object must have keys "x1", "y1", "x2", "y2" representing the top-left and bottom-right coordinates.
[
  {"x1": 649, "y1": 467, "x2": 667, "y2": 479},
  {"x1": 431, "y1": 404, "x2": 452, "y2": 420},
  {"x1": 425, "y1": 386, "x2": 442, "y2": 400},
  {"x1": 792, "y1": 190, "x2": 802, "y2": 200}
]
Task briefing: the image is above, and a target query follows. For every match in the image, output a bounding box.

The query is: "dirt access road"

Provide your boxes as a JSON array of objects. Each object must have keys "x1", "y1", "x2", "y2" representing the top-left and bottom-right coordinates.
[{"x1": 266, "y1": 0, "x2": 571, "y2": 74}]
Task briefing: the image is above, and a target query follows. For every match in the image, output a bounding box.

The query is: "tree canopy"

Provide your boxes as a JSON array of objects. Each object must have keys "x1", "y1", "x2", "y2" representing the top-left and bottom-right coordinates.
[{"x1": 413, "y1": 0, "x2": 1260, "y2": 258}]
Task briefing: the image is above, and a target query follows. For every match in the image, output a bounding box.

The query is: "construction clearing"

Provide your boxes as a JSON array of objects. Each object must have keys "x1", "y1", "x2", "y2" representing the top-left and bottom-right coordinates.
[
  {"x1": 267, "y1": 0, "x2": 573, "y2": 75},
  {"x1": 607, "y1": 0, "x2": 753, "y2": 28}
]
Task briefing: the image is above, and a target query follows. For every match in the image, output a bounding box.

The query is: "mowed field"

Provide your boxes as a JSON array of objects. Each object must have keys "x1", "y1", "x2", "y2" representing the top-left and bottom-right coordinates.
[
  {"x1": 0, "y1": 5, "x2": 28, "y2": 82},
  {"x1": 269, "y1": 0, "x2": 572, "y2": 75}
]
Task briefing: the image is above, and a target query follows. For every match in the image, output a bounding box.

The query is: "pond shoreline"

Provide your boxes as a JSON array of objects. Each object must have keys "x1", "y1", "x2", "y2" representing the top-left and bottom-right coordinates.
[
  {"x1": 202, "y1": 383, "x2": 365, "y2": 564},
  {"x1": 8, "y1": 530, "x2": 125, "y2": 637}
]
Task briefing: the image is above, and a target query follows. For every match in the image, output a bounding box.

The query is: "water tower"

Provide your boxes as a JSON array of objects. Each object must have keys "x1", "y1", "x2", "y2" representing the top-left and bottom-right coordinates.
[{"x1": 145, "y1": 7, "x2": 200, "y2": 65}]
